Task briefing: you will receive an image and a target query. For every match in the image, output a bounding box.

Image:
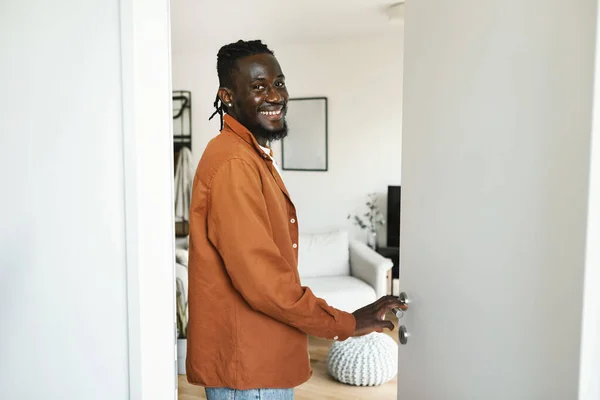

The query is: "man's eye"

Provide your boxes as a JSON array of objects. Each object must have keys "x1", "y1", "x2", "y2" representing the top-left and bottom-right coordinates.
[
  {"x1": 254, "y1": 84, "x2": 265, "y2": 90},
  {"x1": 276, "y1": 82, "x2": 286, "y2": 88}
]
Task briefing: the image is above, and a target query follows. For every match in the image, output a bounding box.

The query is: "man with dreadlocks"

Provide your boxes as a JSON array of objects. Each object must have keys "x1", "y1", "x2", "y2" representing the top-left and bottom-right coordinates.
[{"x1": 186, "y1": 39, "x2": 406, "y2": 400}]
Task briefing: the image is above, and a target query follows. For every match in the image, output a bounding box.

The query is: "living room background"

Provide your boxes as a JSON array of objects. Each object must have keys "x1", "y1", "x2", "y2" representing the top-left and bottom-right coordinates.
[{"x1": 171, "y1": 33, "x2": 404, "y2": 246}]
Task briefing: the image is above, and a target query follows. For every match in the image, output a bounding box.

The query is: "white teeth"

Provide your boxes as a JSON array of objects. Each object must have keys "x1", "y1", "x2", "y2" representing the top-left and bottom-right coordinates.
[{"x1": 261, "y1": 110, "x2": 281, "y2": 116}]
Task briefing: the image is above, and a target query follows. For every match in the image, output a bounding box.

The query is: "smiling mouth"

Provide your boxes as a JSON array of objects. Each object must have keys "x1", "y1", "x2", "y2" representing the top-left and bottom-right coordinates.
[{"x1": 259, "y1": 107, "x2": 285, "y2": 121}]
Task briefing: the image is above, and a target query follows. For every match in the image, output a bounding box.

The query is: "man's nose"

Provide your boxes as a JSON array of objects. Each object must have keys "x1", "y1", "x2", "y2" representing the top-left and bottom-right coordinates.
[{"x1": 265, "y1": 85, "x2": 283, "y2": 104}]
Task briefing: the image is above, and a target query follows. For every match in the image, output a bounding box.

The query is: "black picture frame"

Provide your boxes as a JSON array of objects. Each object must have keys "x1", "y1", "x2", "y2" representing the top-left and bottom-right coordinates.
[{"x1": 281, "y1": 97, "x2": 328, "y2": 172}]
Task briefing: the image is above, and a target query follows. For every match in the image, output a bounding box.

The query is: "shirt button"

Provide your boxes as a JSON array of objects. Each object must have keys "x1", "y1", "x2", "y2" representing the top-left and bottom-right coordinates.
[
  {"x1": 292, "y1": 243, "x2": 298, "y2": 249},
  {"x1": 290, "y1": 218, "x2": 296, "y2": 224},
  {"x1": 333, "y1": 336, "x2": 339, "y2": 340}
]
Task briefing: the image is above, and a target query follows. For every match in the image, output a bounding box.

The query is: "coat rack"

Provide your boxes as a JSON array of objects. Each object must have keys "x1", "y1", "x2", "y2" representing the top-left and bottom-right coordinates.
[
  {"x1": 173, "y1": 90, "x2": 192, "y2": 237},
  {"x1": 173, "y1": 90, "x2": 192, "y2": 153}
]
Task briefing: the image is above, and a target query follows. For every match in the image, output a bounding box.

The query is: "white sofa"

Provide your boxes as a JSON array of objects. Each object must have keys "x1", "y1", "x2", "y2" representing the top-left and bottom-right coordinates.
[{"x1": 298, "y1": 230, "x2": 393, "y2": 313}]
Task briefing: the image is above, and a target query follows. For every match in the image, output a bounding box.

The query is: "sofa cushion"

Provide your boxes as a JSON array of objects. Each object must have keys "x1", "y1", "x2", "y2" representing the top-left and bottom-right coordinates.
[
  {"x1": 302, "y1": 276, "x2": 377, "y2": 313},
  {"x1": 298, "y1": 230, "x2": 350, "y2": 279}
]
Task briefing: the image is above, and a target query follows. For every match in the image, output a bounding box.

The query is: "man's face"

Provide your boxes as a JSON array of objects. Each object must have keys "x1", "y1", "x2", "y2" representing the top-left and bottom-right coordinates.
[{"x1": 222, "y1": 53, "x2": 289, "y2": 142}]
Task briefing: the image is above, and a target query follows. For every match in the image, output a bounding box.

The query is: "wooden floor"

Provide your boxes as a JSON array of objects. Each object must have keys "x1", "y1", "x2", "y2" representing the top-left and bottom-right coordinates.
[{"x1": 178, "y1": 316, "x2": 399, "y2": 400}]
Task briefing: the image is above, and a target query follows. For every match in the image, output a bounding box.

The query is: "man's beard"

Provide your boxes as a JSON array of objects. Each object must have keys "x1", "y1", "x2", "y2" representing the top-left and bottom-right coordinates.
[{"x1": 248, "y1": 120, "x2": 289, "y2": 143}]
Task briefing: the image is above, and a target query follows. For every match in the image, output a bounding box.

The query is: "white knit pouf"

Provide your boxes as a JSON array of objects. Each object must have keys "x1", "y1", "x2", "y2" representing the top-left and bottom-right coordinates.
[{"x1": 326, "y1": 332, "x2": 398, "y2": 386}]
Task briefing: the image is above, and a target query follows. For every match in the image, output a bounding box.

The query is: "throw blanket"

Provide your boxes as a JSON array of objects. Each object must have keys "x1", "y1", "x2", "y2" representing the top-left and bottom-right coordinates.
[{"x1": 174, "y1": 146, "x2": 194, "y2": 222}]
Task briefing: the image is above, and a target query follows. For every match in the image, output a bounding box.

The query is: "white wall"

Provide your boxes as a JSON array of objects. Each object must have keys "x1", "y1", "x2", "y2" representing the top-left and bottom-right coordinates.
[
  {"x1": 0, "y1": 0, "x2": 176, "y2": 399},
  {"x1": 171, "y1": 34, "x2": 403, "y2": 246},
  {"x1": 0, "y1": 1, "x2": 129, "y2": 399}
]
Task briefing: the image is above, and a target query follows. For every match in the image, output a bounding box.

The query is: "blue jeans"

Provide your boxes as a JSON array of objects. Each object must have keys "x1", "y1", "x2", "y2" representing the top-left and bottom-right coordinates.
[{"x1": 205, "y1": 387, "x2": 294, "y2": 400}]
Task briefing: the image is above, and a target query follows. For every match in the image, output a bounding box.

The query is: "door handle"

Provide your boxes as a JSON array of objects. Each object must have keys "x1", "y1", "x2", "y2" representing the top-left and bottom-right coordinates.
[
  {"x1": 392, "y1": 292, "x2": 410, "y2": 318},
  {"x1": 399, "y1": 291, "x2": 410, "y2": 304},
  {"x1": 399, "y1": 325, "x2": 410, "y2": 345}
]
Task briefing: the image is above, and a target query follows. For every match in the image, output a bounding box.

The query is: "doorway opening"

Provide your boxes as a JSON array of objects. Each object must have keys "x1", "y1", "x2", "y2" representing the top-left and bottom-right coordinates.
[{"x1": 169, "y1": 2, "x2": 405, "y2": 399}]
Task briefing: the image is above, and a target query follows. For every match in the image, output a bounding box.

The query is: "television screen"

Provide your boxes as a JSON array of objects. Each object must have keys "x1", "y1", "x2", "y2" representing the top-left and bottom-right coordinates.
[{"x1": 387, "y1": 185, "x2": 401, "y2": 248}]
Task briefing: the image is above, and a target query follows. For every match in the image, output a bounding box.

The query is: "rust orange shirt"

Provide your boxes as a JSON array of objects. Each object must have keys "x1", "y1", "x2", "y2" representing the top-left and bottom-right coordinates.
[{"x1": 186, "y1": 114, "x2": 356, "y2": 390}]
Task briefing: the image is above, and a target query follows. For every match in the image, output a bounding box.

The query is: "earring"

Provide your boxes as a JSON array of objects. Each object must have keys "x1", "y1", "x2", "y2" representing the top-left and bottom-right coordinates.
[{"x1": 228, "y1": 103, "x2": 232, "y2": 107}]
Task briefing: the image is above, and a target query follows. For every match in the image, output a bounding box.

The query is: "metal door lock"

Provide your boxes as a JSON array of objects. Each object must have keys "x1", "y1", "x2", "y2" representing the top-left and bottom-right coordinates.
[{"x1": 399, "y1": 325, "x2": 410, "y2": 345}]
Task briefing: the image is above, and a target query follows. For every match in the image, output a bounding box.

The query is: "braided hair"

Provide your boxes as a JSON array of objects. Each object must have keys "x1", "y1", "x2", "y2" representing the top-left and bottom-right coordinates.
[{"x1": 209, "y1": 40, "x2": 275, "y2": 130}]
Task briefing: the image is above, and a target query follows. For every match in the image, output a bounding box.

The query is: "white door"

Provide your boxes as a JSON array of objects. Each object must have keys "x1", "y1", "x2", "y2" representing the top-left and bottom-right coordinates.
[{"x1": 397, "y1": 1, "x2": 598, "y2": 399}]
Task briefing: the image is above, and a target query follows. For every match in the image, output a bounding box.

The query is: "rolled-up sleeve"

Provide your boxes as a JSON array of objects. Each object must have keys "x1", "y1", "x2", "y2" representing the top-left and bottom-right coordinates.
[{"x1": 207, "y1": 158, "x2": 355, "y2": 341}]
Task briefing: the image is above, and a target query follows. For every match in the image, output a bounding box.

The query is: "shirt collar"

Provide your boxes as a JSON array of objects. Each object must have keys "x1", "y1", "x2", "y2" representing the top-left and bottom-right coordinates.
[{"x1": 223, "y1": 114, "x2": 271, "y2": 157}]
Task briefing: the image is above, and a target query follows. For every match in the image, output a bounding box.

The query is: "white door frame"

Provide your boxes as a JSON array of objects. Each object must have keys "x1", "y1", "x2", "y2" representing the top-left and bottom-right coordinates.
[
  {"x1": 120, "y1": 0, "x2": 177, "y2": 399},
  {"x1": 578, "y1": 3, "x2": 600, "y2": 397}
]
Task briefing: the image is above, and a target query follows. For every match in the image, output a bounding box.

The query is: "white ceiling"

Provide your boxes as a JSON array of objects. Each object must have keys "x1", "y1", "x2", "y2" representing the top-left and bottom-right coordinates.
[{"x1": 170, "y1": 0, "x2": 404, "y2": 54}]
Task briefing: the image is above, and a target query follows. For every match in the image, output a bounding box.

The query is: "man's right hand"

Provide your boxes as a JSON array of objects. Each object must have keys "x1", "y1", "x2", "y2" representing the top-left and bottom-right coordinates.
[{"x1": 351, "y1": 295, "x2": 408, "y2": 336}]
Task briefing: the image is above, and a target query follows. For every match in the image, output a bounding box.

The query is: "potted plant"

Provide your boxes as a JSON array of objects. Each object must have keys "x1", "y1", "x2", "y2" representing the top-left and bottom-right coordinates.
[
  {"x1": 176, "y1": 277, "x2": 188, "y2": 375},
  {"x1": 348, "y1": 193, "x2": 386, "y2": 249}
]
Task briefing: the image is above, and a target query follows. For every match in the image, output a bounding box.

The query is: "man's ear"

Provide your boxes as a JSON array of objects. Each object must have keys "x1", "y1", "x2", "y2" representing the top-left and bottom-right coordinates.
[{"x1": 218, "y1": 88, "x2": 233, "y2": 107}]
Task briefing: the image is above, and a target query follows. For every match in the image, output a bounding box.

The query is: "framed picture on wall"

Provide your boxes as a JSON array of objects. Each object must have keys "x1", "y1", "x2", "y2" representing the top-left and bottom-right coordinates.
[{"x1": 280, "y1": 97, "x2": 328, "y2": 171}]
